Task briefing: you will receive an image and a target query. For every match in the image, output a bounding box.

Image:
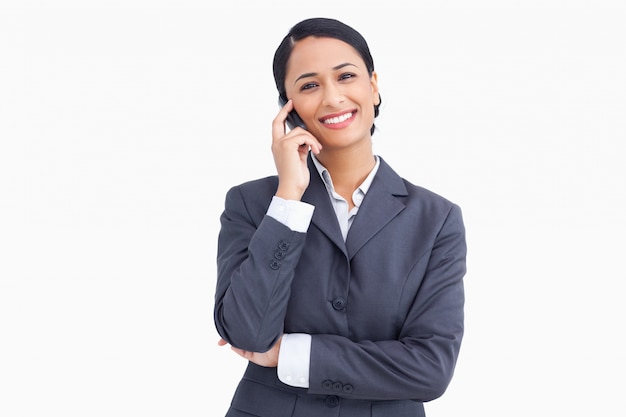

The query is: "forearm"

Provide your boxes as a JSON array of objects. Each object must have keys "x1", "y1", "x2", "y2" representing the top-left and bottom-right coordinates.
[
  {"x1": 214, "y1": 190, "x2": 314, "y2": 352},
  {"x1": 307, "y1": 331, "x2": 462, "y2": 401}
]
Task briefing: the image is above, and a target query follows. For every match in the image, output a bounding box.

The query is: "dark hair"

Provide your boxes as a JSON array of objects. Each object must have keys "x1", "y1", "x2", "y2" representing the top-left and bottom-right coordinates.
[{"x1": 273, "y1": 17, "x2": 382, "y2": 135}]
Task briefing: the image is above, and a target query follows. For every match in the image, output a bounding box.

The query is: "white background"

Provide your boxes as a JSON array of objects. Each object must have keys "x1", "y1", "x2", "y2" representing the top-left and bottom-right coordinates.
[{"x1": 1, "y1": 1, "x2": 625, "y2": 416}]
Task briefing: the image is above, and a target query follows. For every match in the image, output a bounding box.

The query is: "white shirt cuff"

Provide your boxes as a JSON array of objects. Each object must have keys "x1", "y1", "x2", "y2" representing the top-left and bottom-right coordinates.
[
  {"x1": 277, "y1": 333, "x2": 311, "y2": 388},
  {"x1": 266, "y1": 196, "x2": 314, "y2": 233}
]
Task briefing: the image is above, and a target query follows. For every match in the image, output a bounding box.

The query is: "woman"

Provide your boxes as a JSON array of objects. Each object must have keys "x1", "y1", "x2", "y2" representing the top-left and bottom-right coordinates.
[{"x1": 214, "y1": 17, "x2": 466, "y2": 417}]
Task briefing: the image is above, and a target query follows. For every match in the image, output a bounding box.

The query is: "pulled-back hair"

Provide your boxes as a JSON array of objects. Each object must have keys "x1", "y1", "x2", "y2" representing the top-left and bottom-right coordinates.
[{"x1": 273, "y1": 18, "x2": 381, "y2": 135}]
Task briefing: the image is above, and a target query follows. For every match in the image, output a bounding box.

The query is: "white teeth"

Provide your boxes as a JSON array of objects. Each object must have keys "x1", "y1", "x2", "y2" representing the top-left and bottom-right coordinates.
[{"x1": 323, "y1": 112, "x2": 352, "y2": 124}]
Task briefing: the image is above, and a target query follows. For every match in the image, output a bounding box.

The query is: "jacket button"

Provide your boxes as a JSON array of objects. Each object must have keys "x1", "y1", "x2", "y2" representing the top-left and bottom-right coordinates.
[
  {"x1": 342, "y1": 384, "x2": 354, "y2": 393},
  {"x1": 332, "y1": 381, "x2": 343, "y2": 392},
  {"x1": 325, "y1": 395, "x2": 339, "y2": 408},
  {"x1": 322, "y1": 380, "x2": 333, "y2": 390},
  {"x1": 274, "y1": 250, "x2": 285, "y2": 260},
  {"x1": 332, "y1": 297, "x2": 346, "y2": 310},
  {"x1": 269, "y1": 260, "x2": 281, "y2": 270},
  {"x1": 278, "y1": 241, "x2": 290, "y2": 251}
]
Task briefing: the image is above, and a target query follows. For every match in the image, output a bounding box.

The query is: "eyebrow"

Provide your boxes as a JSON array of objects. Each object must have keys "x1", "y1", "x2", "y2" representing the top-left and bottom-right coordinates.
[{"x1": 293, "y1": 62, "x2": 358, "y2": 85}]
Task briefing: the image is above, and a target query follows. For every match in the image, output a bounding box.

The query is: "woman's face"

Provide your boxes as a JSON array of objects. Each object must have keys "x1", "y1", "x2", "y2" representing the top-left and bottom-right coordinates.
[{"x1": 284, "y1": 36, "x2": 379, "y2": 150}]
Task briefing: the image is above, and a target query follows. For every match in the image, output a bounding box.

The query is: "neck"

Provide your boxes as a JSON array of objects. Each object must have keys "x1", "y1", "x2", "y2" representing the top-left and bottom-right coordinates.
[{"x1": 316, "y1": 146, "x2": 376, "y2": 195}]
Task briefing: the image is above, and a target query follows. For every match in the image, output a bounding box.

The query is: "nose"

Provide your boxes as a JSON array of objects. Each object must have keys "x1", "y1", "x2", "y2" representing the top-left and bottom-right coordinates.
[{"x1": 322, "y1": 82, "x2": 344, "y2": 107}]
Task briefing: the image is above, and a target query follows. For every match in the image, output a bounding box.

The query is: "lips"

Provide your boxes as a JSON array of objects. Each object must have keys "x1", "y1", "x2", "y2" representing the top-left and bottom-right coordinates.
[{"x1": 320, "y1": 110, "x2": 357, "y2": 125}]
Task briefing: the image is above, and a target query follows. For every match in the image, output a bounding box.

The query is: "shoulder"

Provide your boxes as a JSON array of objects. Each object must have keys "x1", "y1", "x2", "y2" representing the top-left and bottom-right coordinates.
[
  {"x1": 404, "y1": 178, "x2": 457, "y2": 211},
  {"x1": 378, "y1": 156, "x2": 459, "y2": 211},
  {"x1": 402, "y1": 178, "x2": 464, "y2": 235},
  {"x1": 222, "y1": 175, "x2": 279, "y2": 219},
  {"x1": 376, "y1": 157, "x2": 463, "y2": 236},
  {"x1": 229, "y1": 175, "x2": 279, "y2": 197}
]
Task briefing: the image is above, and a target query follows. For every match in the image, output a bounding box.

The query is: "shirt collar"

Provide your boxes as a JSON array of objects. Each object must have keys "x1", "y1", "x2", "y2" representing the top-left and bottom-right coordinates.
[{"x1": 311, "y1": 153, "x2": 380, "y2": 205}]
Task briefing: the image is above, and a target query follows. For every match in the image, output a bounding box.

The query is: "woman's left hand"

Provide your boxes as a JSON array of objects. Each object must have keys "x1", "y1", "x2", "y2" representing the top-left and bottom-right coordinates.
[{"x1": 217, "y1": 337, "x2": 282, "y2": 368}]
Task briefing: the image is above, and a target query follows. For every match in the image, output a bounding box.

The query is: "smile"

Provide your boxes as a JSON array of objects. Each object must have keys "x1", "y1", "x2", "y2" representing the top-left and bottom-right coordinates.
[{"x1": 322, "y1": 111, "x2": 354, "y2": 125}]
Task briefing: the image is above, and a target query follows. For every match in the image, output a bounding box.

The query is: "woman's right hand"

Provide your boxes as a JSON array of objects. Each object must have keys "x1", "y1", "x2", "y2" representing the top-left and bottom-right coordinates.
[{"x1": 271, "y1": 99, "x2": 322, "y2": 201}]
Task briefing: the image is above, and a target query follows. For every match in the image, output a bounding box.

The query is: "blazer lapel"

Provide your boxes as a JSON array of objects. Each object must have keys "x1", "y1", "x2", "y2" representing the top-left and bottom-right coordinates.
[
  {"x1": 302, "y1": 155, "x2": 348, "y2": 257},
  {"x1": 346, "y1": 157, "x2": 408, "y2": 259}
]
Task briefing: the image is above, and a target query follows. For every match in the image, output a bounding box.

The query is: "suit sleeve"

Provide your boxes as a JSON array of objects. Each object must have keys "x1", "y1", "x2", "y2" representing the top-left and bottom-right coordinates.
[
  {"x1": 213, "y1": 185, "x2": 309, "y2": 353},
  {"x1": 308, "y1": 204, "x2": 466, "y2": 402}
]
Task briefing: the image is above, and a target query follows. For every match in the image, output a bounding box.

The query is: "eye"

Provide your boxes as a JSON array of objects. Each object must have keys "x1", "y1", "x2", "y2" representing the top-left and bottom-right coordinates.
[
  {"x1": 300, "y1": 82, "x2": 318, "y2": 91},
  {"x1": 339, "y1": 73, "x2": 356, "y2": 81}
]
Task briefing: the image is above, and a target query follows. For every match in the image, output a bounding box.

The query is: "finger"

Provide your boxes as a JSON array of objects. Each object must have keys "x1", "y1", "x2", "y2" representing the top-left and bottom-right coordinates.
[
  {"x1": 293, "y1": 134, "x2": 322, "y2": 155},
  {"x1": 272, "y1": 99, "x2": 294, "y2": 138},
  {"x1": 231, "y1": 347, "x2": 254, "y2": 362},
  {"x1": 217, "y1": 338, "x2": 228, "y2": 346},
  {"x1": 230, "y1": 346, "x2": 246, "y2": 357},
  {"x1": 274, "y1": 130, "x2": 322, "y2": 154},
  {"x1": 301, "y1": 136, "x2": 322, "y2": 155}
]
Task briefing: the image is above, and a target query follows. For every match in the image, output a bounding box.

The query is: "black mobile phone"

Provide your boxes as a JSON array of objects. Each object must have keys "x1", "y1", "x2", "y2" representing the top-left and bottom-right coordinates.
[{"x1": 278, "y1": 96, "x2": 306, "y2": 130}]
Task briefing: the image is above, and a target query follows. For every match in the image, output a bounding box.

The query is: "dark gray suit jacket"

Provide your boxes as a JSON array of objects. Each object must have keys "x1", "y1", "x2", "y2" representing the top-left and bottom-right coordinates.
[{"x1": 214, "y1": 155, "x2": 466, "y2": 417}]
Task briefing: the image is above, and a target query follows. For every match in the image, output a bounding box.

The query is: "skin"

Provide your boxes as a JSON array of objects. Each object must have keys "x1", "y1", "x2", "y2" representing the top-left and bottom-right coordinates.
[{"x1": 218, "y1": 36, "x2": 381, "y2": 366}]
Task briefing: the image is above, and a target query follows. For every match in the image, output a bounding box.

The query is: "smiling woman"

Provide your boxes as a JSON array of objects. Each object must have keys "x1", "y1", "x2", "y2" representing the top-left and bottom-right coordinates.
[
  {"x1": 285, "y1": 37, "x2": 379, "y2": 147},
  {"x1": 213, "y1": 17, "x2": 467, "y2": 417}
]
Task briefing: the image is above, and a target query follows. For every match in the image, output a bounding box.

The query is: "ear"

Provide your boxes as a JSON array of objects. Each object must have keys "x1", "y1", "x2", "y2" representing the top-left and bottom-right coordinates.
[{"x1": 370, "y1": 71, "x2": 380, "y2": 105}]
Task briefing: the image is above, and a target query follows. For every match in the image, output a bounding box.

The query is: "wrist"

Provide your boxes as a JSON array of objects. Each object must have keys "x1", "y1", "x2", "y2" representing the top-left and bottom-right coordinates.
[{"x1": 275, "y1": 185, "x2": 304, "y2": 201}]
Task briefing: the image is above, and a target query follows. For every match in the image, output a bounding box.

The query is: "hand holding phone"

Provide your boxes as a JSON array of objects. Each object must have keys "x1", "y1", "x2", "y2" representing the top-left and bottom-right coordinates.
[
  {"x1": 278, "y1": 96, "x2": 306, "y2": 130},
  {"x1": 272, "y1": 96, "x2": 321, "y2": 201}
]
